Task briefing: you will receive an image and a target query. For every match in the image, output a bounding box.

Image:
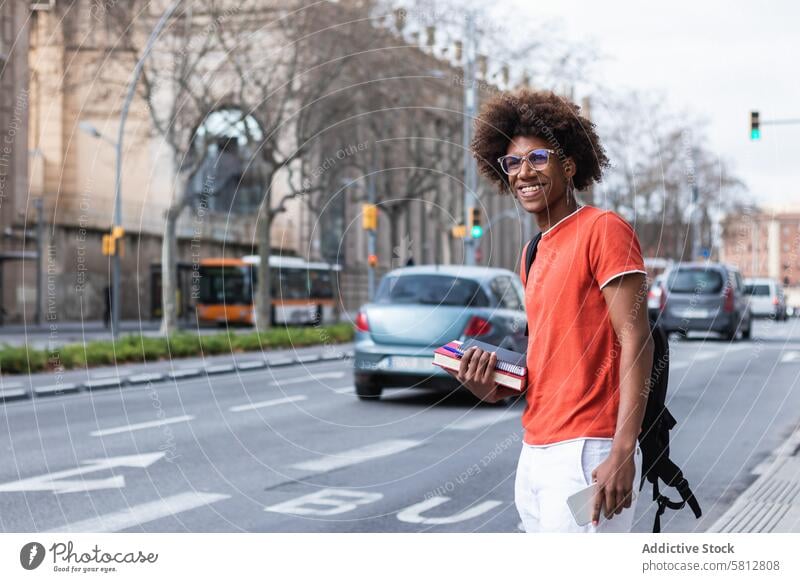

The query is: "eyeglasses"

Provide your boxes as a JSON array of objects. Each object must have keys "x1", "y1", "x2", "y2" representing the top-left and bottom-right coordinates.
[{"x1": 497, "y1": 148, "x2": 555, "y2": 176}]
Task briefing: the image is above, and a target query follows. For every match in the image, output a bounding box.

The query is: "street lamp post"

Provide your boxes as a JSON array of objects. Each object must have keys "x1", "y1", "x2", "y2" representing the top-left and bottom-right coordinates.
[
  {"x1": 462, "y1": 11, "x2": 478, "y2": 266},
  {"x1": 81, "y1": 0, "x2": 182, "y2": 339}
]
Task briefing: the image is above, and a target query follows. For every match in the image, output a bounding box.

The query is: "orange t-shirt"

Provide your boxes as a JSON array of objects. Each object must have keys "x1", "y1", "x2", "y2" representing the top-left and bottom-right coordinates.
[{"x1": 519, "y1": 206, "x2": 646, "y2": 445}]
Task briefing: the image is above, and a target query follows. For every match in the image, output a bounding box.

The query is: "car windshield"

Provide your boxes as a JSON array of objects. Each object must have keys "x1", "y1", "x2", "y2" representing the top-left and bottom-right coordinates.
[
  {"x1": 667, "y1": 269, "x2": 724, "y2": 294},
  {"x1": 375, "y1": 274, "x2": 489, "y2": 307},
  {"x1": 745, "y1": 284, "x2": 770, "y2": 296}
]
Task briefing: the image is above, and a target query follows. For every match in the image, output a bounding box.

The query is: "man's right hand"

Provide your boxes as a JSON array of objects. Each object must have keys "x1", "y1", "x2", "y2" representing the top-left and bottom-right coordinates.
[{"x1": 444, "y1": 346, "x2": 520, "y2": 403}]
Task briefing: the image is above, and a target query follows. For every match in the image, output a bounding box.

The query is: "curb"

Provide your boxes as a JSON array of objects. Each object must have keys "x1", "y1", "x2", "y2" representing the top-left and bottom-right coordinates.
[
  {"x1": 33, "y1": 383, "x2": 80, "y2": 397},
  {"x1": 0, "y1": 385, "x2": 29, "y2": 402},
  {"x1": 710, "y1": 427, "x2": 800, "y2": 532},
  {"x1": 129, "y1": 373, "x2": 166, "y2": 385},
  {"x1": 84, "y1": 377, "x2": 126, "y2": 391},
  {"x1": 2, "y1": 347, "x2": 351, "y2": 405}
]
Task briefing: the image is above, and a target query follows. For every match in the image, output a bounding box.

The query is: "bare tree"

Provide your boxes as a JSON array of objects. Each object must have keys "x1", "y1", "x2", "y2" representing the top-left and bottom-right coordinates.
[
  {"x1": 92, "y1": 0, "x2": 377, "y2": 333},
  {"x1": 597, "y1": 90, "x2": 747, "y2": 260}
]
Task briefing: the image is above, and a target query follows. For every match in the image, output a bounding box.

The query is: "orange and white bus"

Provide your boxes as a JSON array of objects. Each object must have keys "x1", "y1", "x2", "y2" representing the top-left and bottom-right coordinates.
[{"x1": 194, "y1": 255, "x2": 341, "y2": 326}]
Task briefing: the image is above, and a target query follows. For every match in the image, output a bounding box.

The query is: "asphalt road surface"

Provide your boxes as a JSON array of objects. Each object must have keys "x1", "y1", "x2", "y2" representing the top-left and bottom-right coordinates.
[{"x1": 1, "y1": 319, "x2": 799, "y2": 533}]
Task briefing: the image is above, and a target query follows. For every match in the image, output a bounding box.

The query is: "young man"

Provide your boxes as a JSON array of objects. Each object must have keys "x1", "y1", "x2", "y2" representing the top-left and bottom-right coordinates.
[{"x1": 447, "y1": 89, "x2": 654, "y2": 532}]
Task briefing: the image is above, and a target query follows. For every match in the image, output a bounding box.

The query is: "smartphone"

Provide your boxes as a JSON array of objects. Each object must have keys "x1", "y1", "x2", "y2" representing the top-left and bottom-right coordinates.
[{"x1": 566, "y1": 483, "x2": 637, "y2": 527}]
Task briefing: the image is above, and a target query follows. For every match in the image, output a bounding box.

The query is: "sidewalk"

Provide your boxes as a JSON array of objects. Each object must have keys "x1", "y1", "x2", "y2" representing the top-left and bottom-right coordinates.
[
  {"x1": 0, "y1": 341, "x2": 355, "y2": 404},
  {"x1": 709, "y1": 425, "x2": 800, "y2": 532}
]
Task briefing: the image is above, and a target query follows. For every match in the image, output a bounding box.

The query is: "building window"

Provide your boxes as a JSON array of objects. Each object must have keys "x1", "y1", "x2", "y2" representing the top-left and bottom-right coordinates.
[{"x1": 188, "y1": 108, "x2": 263, "y2": 215}]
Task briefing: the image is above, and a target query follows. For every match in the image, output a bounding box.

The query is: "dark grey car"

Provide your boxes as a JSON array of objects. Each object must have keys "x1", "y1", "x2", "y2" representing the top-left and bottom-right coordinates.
[
  {"x1": 353, "y1": 265, "x2": 528, "y2": 399},
  {"x1": 659, "y1": 263, "x2": 751, "y2": 340}
]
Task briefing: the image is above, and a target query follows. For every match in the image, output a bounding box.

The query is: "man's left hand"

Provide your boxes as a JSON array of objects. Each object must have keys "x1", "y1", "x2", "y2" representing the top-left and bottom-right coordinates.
[{"x1": 590, "y1": 447, "x2": 636, "y2": 525}]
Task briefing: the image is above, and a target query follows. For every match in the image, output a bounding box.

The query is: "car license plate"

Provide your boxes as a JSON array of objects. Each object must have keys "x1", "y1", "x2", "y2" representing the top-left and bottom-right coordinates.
[
  {"x1": 680, "y1": 308, "x2": 709, "y2": 318},
  {"x1": 386, "y1": 356, "x2": 432, "y2": 372}
]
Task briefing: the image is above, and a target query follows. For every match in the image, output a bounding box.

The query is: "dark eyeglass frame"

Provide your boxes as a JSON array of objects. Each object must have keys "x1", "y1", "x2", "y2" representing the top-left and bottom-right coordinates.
[{"x1": 497, "y1": 148, "x2": 556, "y2": 176}]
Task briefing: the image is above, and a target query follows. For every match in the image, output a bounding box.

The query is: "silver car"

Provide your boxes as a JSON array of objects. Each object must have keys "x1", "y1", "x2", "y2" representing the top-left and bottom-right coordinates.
[
  {"x1": 353, "y1": 265, "x2": 528, "y2": 400},
  {"x1": 744, "y1": 278, "x2": 788, "y2": 321},
  {"x1": 659, "y1": 263, "x2": 752, "y2": 341}
]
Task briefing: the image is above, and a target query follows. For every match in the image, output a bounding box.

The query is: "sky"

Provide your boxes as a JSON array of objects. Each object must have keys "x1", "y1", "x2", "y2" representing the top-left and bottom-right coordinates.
[{"x1": 499, "y1": 0, "x2": 800, "y2": 208}]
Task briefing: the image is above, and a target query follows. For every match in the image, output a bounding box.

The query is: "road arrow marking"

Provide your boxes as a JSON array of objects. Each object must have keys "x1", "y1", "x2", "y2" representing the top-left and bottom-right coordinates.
[{"x1": 0, "y1": 452, "x2": 166, "y2": 494}]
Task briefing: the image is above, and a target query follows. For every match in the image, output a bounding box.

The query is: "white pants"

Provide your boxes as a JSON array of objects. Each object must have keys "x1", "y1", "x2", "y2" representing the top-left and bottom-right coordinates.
[{"x1": 514, "y1": 437, "x2": 642, "y2": 533}]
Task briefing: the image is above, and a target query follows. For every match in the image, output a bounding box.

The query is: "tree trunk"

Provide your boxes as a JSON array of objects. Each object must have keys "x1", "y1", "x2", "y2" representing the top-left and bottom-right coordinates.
[
  {"x1": 255, "y1": 172, "x2": 274, "y2": 332},
  {"x1": 160, "y1": 204, "x2": 182, "y2": 336},
  {"x1": 389, "y1": 210, "x2": 402, "y2": 269}
]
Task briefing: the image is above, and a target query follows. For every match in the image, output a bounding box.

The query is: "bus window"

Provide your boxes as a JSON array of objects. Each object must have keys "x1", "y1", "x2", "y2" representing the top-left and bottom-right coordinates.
[
  {"x1": 307, "y1": 270, "x2": 333, "y2": 299},
  {"x1": 198, "y1": 266, "x2": 251, "y2": 305}
]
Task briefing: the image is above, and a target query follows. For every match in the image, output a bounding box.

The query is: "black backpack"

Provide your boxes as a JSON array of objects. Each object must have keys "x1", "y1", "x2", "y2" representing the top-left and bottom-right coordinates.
[{"x1": 523, "y1": 232, "x2": 702, "y2": 533}]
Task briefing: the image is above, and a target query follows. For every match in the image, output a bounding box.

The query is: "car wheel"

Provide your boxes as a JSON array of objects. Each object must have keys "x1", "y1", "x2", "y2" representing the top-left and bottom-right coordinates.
[
  {"x1": 355, "y1": 380, "x2": 383, "y2": 401},
  {"x1": 742, "y1": 323, "x2": 751, "y2": 340},
  {"x1": 723, "y1": 324, "x2": 738, "y2": 341}
]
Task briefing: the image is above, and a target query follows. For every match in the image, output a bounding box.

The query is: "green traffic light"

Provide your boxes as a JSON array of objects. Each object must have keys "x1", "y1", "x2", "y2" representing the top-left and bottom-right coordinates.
[
  {"x1": 471, "y1": 225, "x2": 483, "y2": 238},
  {"x1": 750, "y1": 128, "x2": 761, "y2": 140}
]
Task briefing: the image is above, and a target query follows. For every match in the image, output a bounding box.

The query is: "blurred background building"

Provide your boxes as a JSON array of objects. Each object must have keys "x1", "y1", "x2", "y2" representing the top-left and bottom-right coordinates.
[{"x1": 721, "y1": 206, "x2": 800, "y2": 304}]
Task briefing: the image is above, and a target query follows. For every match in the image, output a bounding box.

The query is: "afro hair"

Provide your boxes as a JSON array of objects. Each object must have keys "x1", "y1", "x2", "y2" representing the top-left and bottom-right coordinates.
[{"x1": 471, "y1": 89, "x2": 609, "y2": 194}]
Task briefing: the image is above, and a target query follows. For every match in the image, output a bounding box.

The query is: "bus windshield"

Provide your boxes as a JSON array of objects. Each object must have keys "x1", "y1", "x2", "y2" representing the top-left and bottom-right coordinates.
[{"x1": 197, "y1": 266, "x2": 252, "y2": 305}]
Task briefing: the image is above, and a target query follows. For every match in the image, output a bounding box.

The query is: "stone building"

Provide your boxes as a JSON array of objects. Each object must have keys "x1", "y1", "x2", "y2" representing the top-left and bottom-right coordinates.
[
  {"x1": 0, "y1": 0, "x2": 31, "y2": 325},
  {"x1": 720, "y1": 206, "x2": 800, "y2": 306},
  {"x1": 5, "y1": 1, "x2": 531, "y2": 326}
]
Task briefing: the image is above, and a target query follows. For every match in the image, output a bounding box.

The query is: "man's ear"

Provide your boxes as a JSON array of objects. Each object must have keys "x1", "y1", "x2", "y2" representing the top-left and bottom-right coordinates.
[{"x1": 564, "y1": 157, "x2": 577, "y2": 179}]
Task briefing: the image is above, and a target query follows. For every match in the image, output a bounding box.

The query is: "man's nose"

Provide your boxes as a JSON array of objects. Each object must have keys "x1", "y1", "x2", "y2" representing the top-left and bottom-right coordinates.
[{"x1": 518, "y1": 158, "x2": 540, "y2": 180}]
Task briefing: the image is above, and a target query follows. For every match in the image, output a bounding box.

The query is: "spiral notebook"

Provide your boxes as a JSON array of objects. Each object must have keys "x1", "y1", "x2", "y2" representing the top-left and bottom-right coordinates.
[{"x1": 432, "y1": 339, "x2": 527, "y2": 390}]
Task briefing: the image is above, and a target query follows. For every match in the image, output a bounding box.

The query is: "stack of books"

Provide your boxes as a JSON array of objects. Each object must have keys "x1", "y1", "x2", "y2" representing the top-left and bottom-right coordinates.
[{"x1": 432, "y1": 339, "x2": 527, "y2": 391}]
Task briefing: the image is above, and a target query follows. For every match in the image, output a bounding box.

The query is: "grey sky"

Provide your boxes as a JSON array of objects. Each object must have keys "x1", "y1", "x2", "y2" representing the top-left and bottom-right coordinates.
[{"x1": 505, "y1": 0, "x2": 799, "y2": 207}]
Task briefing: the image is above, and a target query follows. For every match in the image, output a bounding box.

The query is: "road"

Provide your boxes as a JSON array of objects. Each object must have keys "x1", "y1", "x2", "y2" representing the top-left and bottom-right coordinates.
[{"x1": 1, "y1": 319, "x2": 799, "y2": 533}]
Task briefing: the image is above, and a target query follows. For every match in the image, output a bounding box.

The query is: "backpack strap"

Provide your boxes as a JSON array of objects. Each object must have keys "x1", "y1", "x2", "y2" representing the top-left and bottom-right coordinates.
[
  {"x1": 522, "y1": 231, "x2": 542, "y2": 337},
  {"x1": 649, "y1": 459, "x2": 702, "y2": 533}
]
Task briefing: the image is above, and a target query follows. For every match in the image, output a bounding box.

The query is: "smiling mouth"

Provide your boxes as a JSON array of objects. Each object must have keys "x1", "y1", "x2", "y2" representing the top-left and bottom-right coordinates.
[{"x1": 517, "y1": 183, "x2": 547, "y2": 198}]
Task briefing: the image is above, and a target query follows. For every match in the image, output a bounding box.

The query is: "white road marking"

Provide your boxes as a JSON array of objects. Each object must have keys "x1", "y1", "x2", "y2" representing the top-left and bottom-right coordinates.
[
  {"x1": 290, "y1": 439, "x2": 421, "y2": 472},
  {"x1": 397, "y1": 496, "x2": 504, "y2": 525},
  {"x1": 229, "y1": 395, "x2": 307, "y2": 413},
  {"x1": 271, "y1": 372, "x2": 345, "y2": 386},
  {"x1": 0, "y1": 452, "x2": 165, "y2": 494},
  {"x1": 333, "y1": 386, "x2": 354, "y2": 394},
  {"x1": 90, "y1": 415, "x2": 194, "y2": 437},
  {"x1": 264, "y1": 488, "x2": 383, "y2": 516},
  {"x1": 780, "y1": 351, "x2": 800, "y2": 363},
  {"x1": 45, "y1": 491, "x2": 230, "y2": 533},
  {"x1": 447, "y1": 410, "x2": 515, "y2": 431}
]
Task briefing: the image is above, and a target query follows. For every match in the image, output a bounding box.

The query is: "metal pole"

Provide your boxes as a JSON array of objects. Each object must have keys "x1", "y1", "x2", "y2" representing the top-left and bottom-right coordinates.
[
  {"x1": 752, "y1": 217, "x2": 758, "y2": 276},
  {"x1": 35, "y1": 198, "x2": 43, "y2": 327},
  {"x1": 112, "y1": 0, "x2": 182, "y2": 338},
  {"x1": 367, "y1": 151, "x2": 376, "y2": 300},
  {"x1": 462, "y1": 12, "x2": 477, "y2": 265},
  {"x1": 691, "y1": 147, "x2": 701, "y2": 261}
]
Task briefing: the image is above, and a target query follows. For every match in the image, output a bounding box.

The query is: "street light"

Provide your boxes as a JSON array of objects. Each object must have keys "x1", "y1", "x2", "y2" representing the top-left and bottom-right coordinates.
[
  {"x1": 79, "y1": 120, "x2": 122, "y2": 336},
  {"x1": 82, "y1": 0, "x2": 183, "y2": 339}
]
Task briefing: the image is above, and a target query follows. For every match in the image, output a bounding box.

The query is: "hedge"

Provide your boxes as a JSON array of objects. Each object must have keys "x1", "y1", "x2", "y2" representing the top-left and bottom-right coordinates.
[{"x1": 0, "y1": 323, "x2": 354, "y2": 376}]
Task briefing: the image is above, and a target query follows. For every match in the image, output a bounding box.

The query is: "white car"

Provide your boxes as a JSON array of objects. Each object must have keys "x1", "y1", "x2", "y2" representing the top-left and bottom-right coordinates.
[{"x1": 744, "y1": 278, "x2": 787, "y2": 321}]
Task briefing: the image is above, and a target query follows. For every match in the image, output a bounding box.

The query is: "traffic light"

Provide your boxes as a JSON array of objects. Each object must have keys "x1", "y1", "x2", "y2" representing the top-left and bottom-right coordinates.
[
  {"x1": 362, "y1": 204, "x2": 377, "y2": 230},
  {"x1": 367, "y1": 253, "x2": 378, "y2": 267},
  {"x1": 102, "y1": 226, "x2": 125, "y2": 257},
  {"x1": 451, "y1": 225, "x2": 466, "y2": 238},
  {"x1": 468, "y1": 207, "x2": 483, "y2": 238},
  {"x1": 750, "y1": 111, "x2": 760, "y2": 140}
]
